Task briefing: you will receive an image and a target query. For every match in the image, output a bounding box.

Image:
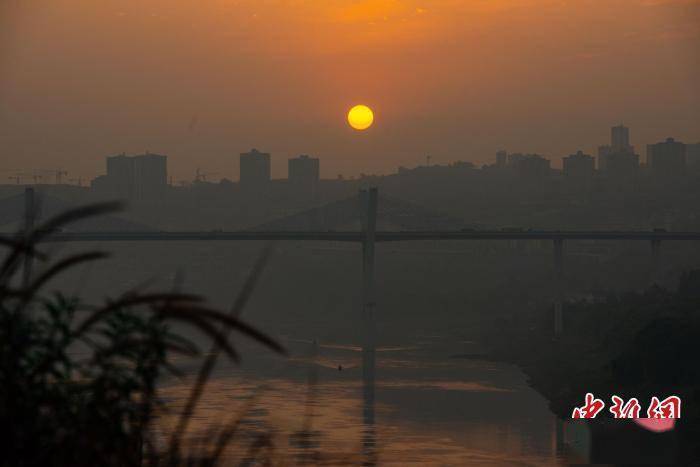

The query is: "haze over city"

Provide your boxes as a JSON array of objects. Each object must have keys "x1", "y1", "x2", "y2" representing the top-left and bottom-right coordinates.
[
  {"x1": 3, "y1": 2, "x2": 700, "y2": 465},
  {"x1": 1, "y1": 0, "x2": 699, "y2": 181}
]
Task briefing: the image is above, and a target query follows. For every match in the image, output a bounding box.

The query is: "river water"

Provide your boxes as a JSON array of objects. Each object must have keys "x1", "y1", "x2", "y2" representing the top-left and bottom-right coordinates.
[
  {"x1": 48, "y1": 240, "x2": 577, "y2": 465},
  {"x1": 156, "y1": 339, "x2": 570, "y2": 466}
]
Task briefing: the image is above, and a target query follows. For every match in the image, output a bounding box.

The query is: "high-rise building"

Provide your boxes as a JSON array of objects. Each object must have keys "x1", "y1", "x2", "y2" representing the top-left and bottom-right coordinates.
[
  {"x1": 132, "y1": 153, "x2": 167, "y2": 200},
  {"x1": 611, "y1": 124, "x2": 633, "y2": 153},
  {"x1": 597, "y1": 145, "x2": 612, "y2": 170},
  {"x1": 102, "y1": 152, "x2": 167, "y2": 200},
  {"x1": 646, "y1": 144, "x2": 654, "y2": 166},
  {"x1": 240, "y1": 148, "x2": 271, "y2": 189},
  {"x1": 687, "y1": 143, "x2": 700, "y2": 168},
  {"x1": 496, "y1": 150, "x2": 507, "y2": 168},
  {"x1": 563, "y1": 151, "x2": 595, "y2": 177},
  {"x1": 605, "y1": 152, "x2": 639, "y2": 179},
  {"x1": 507, "y1": 153, "x2": 550, "y2": 177},
  {"x1": 288, "y1": 155, "x2": 320, "y2": 194},
  {"x1": 647, "y1": 138, "x2": 686, "y2": 177},
  {"x1": 105, "y1": 154, "x2": 134, "y2": 199},
  {"x1": 599, "y1": 124, "x2": 636, "y2": 174}
]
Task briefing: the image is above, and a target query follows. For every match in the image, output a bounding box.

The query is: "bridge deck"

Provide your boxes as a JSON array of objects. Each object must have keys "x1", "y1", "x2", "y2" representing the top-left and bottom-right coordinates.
[{"x1": 27, "y1": 231, "x2": 700, "y2": 243}]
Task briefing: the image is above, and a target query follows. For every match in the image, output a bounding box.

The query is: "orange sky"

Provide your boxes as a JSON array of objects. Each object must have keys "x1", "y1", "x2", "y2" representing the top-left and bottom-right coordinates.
[{"x1": 1, "y1": 0, "x2": 698, "y2": 182}]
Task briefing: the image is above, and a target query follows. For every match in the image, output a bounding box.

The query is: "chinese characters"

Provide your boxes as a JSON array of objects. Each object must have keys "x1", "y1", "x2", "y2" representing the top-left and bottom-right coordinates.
[{"x1": 572, "y1": 394, "x2": 681, "y2": 419}]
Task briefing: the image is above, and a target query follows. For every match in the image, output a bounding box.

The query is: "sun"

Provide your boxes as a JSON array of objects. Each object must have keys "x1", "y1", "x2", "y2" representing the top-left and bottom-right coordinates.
[{"x1": 347, "y1": 104, "x2": 374, "y2": 130}]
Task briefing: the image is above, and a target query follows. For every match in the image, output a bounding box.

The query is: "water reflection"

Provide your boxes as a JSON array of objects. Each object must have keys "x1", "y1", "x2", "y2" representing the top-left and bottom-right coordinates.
[
  {"x1": 52, "y1": 241, "x2": 585, "y2": 464},
  {"x1": 156, "y1": 339, "x2": 571, "y2": 466},
  {"x1": 362, "y1": 317, "x2": 377, "y2": 466}
]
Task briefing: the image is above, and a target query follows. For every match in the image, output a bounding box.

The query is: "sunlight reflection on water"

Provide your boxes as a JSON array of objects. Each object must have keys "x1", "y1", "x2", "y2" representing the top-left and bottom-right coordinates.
[
  {"x1": 51, "y1": 243, "x2": 574, "y2": 465},
  {"x1": 156, "y1": 348, "x2": 569, "y2": 466}
]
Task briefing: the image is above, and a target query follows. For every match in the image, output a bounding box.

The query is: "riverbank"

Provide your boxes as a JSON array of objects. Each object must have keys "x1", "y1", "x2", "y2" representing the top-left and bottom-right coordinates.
[{"x1": 483, "y1": 273, "x2": 700, "y2": 464}]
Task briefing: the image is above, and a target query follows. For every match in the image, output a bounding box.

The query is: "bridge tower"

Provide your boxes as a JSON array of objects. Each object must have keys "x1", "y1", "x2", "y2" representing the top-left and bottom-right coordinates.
[
  {"x1": 553, "y1": 238, "x2": 564, "y2": 336},
  {"x1": 23, "y1": 187, "x2": 35, "y2": 287},
  {"x1": 650, "y1": 238, "x2": 662, "y2": 285},
  {"x1": 359, "y1": 187, "x2": 377, "y2": 459}
]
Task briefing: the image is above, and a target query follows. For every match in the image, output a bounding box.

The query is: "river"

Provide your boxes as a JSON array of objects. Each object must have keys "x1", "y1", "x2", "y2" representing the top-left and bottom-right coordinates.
[
  {"x1": 49, "y1": 240, "x2": 580, "y2": 465},
  {"x1": 153, "y1": 337, "x2": 574, "y2": 465}
]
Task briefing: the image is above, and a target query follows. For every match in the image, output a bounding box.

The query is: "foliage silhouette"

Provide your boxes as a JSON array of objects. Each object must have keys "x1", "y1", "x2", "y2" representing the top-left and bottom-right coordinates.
[{"x1": 0, "y1": 202, "x2": 287, "y2": 466}]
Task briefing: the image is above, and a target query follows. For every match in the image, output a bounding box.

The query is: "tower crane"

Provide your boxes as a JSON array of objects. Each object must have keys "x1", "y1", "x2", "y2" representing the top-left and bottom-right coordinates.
[
  {"x1": 1, "y1": 169, "x2": 23, "y2": 184},
  {"x1": 34, "y1": 168, "x2": 68, "y2": 185},
  {"x1": 55, "y1": 170, "x2": 68, "y2": 184},
  {"x1": 195, "y1": 168, "x2": 218, "y2": 183}
]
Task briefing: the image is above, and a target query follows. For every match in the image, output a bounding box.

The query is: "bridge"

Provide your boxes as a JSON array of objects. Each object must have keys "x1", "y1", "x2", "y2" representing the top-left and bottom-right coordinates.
[
  {"x1": 6, "y1": 187, "x2": 700, "y2": 339},
  {"x1": 42, "y1": 230, "x2": 700, "y2": 243},
  {"x1": 6, "y1": 186, "x2": 700, "y2": 456}
]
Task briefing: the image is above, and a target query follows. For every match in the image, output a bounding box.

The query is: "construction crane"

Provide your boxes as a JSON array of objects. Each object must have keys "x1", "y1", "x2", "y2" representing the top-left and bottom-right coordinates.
[
  {"x1": 1, "y1": 169, "x2": 22, "y2": 184},
  {"x1": 34, "y1": 168, "x2": 68, "y2": 184},
  {"x1": 55, "y1": 169, "x2": 68, "y2": 184},
  {"x1": 195, "y1": 168, "x2": 218, "y2": 183}
]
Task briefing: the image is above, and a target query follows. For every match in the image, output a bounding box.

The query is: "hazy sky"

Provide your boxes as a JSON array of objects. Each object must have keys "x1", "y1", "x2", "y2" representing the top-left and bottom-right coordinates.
[{"x1": 1, "y1": 0, "x2": 698, "y2": 182}]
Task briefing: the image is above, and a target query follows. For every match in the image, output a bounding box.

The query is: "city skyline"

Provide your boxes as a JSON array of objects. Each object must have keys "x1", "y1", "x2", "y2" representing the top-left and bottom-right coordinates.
[
  {"x1": 3, "y1": 3, "x2": 700, "y2": 466},
  {"x1": 1, "y1": 124, "x2": 698, "y2": 186},
  {"x1": 1, "y1": 1, "x2": 698, "y2": 181}
]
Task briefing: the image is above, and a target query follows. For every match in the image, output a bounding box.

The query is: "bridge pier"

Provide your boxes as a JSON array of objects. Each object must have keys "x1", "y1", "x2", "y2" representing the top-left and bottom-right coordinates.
[
  {"x1": 553, "y1": 238, "x2": 564, "y2": 337},
  {"x1": 23, "y1": 187, "x2": 35, "y2": 287},
  {"x1": 360, "y1": 188, "x2": 378, "y2": 406},
  {"x1": 650, "y1": 239, "x2": 661, "y2": 285}
]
